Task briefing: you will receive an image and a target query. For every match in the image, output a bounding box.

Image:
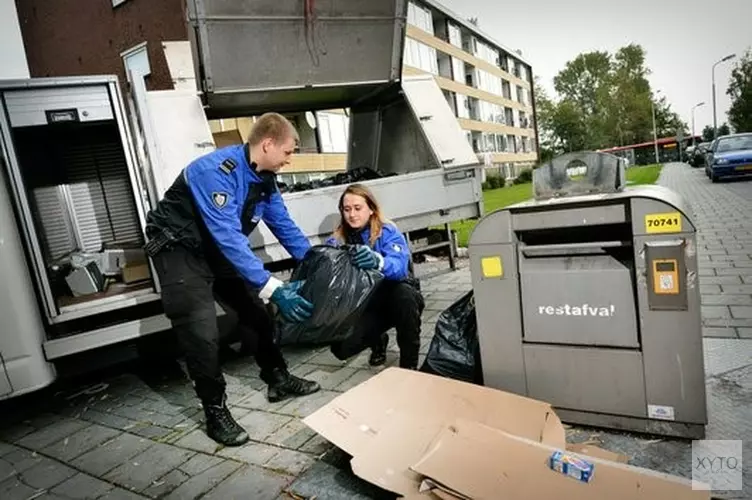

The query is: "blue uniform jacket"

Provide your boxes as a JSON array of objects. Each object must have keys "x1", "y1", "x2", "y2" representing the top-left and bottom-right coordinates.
[
  {"x1": 184, "y1": 144, "x2": 310, "y2": 295},
  {"x1": 326, "y1": 223, "x2": 411, "y2": 281}
]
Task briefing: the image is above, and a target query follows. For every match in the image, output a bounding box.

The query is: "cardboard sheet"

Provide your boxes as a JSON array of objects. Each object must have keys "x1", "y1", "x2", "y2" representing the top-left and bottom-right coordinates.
[
  {"x1": 303, "y1": 367, "x2": 565, "y2": 454},
  {"x1": 303, "y1": 367, "x2": 708, "y2": 499},
  {"x1": 410, "y1": 418, "x2": 709, "y2": 500}
]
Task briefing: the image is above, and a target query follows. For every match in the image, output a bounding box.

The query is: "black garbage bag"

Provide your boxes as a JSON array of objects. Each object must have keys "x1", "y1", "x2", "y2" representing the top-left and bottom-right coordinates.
[
  {"x1": 275, "y1": 245, "x2": 384, "y2": 346},
  {"x1": 420, "y1": 291, "x2": 483, "y2": 385}
]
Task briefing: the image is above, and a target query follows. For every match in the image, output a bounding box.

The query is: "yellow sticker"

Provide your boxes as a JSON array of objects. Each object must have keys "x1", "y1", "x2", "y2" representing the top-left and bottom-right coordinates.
[
  {"x1": 481, "y1": 256, "x2": 503, "y2": 278},
  {"x1": 644, "y1": 212, "x2": 682, "y2": 234}
]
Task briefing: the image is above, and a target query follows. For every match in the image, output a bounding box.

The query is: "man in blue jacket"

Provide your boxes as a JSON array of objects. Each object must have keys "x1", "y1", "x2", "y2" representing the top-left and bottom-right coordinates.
[{"x1": 144, "y1": 113, "x2": 319, "y2": 446}]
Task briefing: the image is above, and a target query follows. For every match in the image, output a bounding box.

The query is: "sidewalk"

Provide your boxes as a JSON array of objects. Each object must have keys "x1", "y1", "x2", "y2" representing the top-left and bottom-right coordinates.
[{"x1": 0, "y1": 163, "x2": 750, "y2": 499}]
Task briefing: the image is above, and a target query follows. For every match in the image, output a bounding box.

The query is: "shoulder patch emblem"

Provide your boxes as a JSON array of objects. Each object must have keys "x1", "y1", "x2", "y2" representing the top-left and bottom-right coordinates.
[
  {"x1": 392, "y1": 243, "x2": 402, "y2": 253},
  {"x1": 219, "y1": 158, "x2": 237, "y2": 175},
  {"x1": 212, "y1": 191, "x2": 229, "y2": 209}
]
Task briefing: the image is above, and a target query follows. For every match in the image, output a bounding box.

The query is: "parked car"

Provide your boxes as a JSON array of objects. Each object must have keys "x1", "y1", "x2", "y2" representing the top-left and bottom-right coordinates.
[
  {"x1": 684, "y1": 145, "x2": 695, "y2": 163},
  {"x1": 705, "y1": 133, "x2": 752, "y2": 183},
  {"x1": 691, "y1": 142, "x2": 711, "y2": 168}
]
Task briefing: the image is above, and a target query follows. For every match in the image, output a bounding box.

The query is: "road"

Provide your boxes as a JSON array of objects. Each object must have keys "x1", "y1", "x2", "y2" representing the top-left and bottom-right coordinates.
[{"x1": 0, "y1": 163, "x2": 750, "y2": 499}]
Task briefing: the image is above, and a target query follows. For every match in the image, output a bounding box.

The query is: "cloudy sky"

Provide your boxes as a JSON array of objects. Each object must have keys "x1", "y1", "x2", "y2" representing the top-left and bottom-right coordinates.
[{"x1": 439, "y1": 0, "x2": 750, "y2": 136}]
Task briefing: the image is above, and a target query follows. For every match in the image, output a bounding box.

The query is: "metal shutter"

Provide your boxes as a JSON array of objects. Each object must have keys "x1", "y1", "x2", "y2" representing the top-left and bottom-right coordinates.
[
  {"x1": 62, "y1": 127, "x2": 143, "y2": 253},
  {"x1": 30, "y1": 186, "x2": 78, "y2": 261},
  {"x1": 13, "y1": 121, "x2": 143, "y2": 262}
]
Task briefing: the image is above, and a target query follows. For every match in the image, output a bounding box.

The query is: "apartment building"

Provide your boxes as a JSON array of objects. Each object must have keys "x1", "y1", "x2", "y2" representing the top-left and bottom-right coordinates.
[{"x1": 402, "y1": 0, "x2": 539, "y2": 179}]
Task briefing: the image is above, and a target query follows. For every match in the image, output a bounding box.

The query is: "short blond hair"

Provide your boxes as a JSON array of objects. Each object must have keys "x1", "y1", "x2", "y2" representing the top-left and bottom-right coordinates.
[{"x1": 247, "y1": 112, "x2": 299, "y2": 146}]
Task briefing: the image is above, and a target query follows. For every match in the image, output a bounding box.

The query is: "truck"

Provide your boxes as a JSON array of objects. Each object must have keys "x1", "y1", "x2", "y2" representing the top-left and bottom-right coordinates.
[{"x1": 0, "y1": 0, "x2": 483, "y2": 399}]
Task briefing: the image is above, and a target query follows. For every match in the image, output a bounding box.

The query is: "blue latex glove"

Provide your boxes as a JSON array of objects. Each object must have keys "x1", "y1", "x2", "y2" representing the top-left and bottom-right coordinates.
[
  {"x1": 270, "y1": 280, "x2": 313, "y2": 323},
  {"x1": 352, "y1": 245, "x2": 381, "y2": 270}
]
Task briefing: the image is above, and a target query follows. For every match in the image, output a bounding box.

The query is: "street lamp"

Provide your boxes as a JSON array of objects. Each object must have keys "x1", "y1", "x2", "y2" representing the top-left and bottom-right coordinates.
[
  {"x1": 651, "y1": 90, "x2": 661, "y2": 164},
  {"x1": 691, "y1": 101, "x2": 705, "y2": 147},
  {"x1": 712, "y1": 53, "x2": 736, "y2": 139}
]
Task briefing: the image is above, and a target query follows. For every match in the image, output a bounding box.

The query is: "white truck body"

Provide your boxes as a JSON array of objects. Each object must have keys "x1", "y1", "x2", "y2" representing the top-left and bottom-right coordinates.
[{"x1": 0, "y1": 0, "x2": 483, "y2": 399}]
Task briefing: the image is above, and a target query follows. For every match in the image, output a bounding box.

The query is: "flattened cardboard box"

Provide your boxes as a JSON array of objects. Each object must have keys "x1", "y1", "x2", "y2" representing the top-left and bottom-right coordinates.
[{"x1": 303, "y1": 367, "x2": 708, "y2": 499}]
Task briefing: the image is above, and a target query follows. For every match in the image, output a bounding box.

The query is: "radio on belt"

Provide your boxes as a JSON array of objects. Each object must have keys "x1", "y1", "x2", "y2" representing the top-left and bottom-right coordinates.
[{"x1": 468, "y1": 152, "x2": 707, "y2": 439}]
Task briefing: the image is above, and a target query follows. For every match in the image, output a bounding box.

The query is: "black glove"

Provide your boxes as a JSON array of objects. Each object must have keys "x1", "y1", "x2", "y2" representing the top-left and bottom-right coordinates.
[{"x1": 270, "y1": 281, "x2": 313, "y2": 322}]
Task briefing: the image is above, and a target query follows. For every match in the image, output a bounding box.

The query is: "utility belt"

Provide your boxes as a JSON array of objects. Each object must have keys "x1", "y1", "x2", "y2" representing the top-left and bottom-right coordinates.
[{"x1": 143, "y1": 226, "x2": 181, "y2": 258}]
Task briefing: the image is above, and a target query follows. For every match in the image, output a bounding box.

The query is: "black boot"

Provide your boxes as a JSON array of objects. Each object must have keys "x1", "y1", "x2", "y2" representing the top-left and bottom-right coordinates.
[
  {"x1": 203, "y1": 396, "x2": 249, "y2": 446},
  {"x1": 398, "y1": 340, "x2": 420, "y2": 370},
  {"x1": 397, "y1": 331, "x2": 420, "y2": 370},
  {"x1": 369, "y1": 333, "x2": 389, "y2": 366},
  {"x1": 265, "y1": 367, "x2": 321, "y2": 403}
]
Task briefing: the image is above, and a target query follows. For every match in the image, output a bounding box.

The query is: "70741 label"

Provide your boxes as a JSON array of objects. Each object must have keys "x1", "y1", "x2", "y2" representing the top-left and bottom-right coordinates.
[{"x1": 644, "y1": 212, "x2": 682, "y2": 234}]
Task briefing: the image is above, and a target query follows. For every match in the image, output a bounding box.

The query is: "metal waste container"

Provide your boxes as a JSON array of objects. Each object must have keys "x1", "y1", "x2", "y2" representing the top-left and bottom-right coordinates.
[{"x1": 468, "y1": 152, "x2": 707, "y2": 439}]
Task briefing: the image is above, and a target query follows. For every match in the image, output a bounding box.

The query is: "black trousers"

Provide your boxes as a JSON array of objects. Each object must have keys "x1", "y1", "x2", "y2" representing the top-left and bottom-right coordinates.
[
  {"x1": 330, "y1": 280, "x2": 425, "y2": 368},
  {"x1": 151, "y1": 244, "x2": 286, "y2": 405}
]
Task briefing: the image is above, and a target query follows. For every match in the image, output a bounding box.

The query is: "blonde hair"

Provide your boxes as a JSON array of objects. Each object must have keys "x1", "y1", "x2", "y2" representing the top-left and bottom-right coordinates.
[
  {"x1": 333, "y1": 184, "x2": 386, "y2": 247},
  {"x1": 247, "y1": 112, "x2": 299, "y2": 146}
]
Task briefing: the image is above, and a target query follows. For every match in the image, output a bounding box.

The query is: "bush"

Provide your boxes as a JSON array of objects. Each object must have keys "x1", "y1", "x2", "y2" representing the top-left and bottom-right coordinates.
[
  {"x1": 483, "y1": 174, "x2": 505, "y2": 190},
  {"x1": 513, "y1": 168, "x2": 533, "y2": 185}
]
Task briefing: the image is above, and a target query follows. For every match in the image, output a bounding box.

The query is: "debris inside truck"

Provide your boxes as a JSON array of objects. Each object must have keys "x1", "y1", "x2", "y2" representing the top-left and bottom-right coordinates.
[
  {"x1": 51, "y1": 244, "x2": 150, "y2": 301},
  {"x1": 277, "y1": 166, "x2": 395, "y2": 194},
  {"x1": 275, "y1": 245, "x2": 383, "y2": 346}
]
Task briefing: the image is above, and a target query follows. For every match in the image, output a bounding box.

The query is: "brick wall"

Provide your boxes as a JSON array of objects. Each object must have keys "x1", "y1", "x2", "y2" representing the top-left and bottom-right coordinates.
[{"x1": 15, "y1": 0, "x2": 188, "y2": 91}]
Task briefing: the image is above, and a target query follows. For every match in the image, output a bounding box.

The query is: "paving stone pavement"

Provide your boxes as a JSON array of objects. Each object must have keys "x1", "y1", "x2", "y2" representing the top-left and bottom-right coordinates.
[{"x1": 0, "y1": 163, "x2": 749, "y2": 499}]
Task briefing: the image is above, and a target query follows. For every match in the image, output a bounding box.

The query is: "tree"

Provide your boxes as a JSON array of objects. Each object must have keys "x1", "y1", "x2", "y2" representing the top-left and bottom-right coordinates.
[
  {"x1": 701, "y1": 123, "x2": 731, "y2": 141},
  {"x1": 727, "y1": 48, "x2": 752, "y2": 133},
  {"x1": 536, "y1": 44, "x2": 687, "y2": 153},
  {"x1": 535, "y1": 79, "x2": 587, "y2": 155},
  {"x1": 653, "y1": 96, "x2": 686, "y2": 139}
]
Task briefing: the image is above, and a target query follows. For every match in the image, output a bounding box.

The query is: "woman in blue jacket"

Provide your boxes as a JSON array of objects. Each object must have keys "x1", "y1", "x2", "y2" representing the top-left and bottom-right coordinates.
[{"x1": 326, "y1": 184, "x2": 425, "y2": 369}]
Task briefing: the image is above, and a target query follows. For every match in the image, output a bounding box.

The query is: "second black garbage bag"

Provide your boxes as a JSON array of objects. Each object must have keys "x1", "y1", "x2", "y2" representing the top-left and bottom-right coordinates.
[
  {"x1": 275, "y1": 245, "x2": 384, "y2": 346},
  {"x1": 420, "y1": 290, "x2": 483, "y2": 385}
]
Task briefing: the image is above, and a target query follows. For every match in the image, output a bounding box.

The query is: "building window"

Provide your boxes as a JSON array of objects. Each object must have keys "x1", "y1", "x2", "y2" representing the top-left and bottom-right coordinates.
[
  {"x1": 496, "y1": 134, "x2": 507, "y2": 152},
  {"x1": 316, "y1": 112, "x2": 349, "y2": 153},
  {"x1": 443, "y1": 90, "x2": 457, "y2": 115},
  {"x1": 404, "y1": 38, "x2": 438, "y2": 74},
  {"x1": 505, "y1": 108, "x2": 515, "y2": 127},
  {"x1": 502, "y1": 80, "x2": 512, "y2": 100},
  {"x1": 504, "y1": 163, "x2": 514, "y2": 179},
  {"x1": 476, "y1": 69, "x2": 502, "y2": 96},
  {"x1": 507, "y1": 134, "x2": 517, "y2": 153},
  {"x1": 471, "y1": 131, "x2": 482, "y2": 153},
  {"x1": 519, "y1": 111, "x2": 528, "y2": 129},
  {"x1": 407, "y1": 1, "x2": 434, "y2": 34},
  {"x1": 467, "y1": 97, "x2": 480, "y2": 121},
  {"x1": 477, "y1": 100, "x2": 504, "y2": 124},
  {"x1": 499, "y1": 53, "x2": 510, "y2": 72},
  {"x1": 451, "y1": 57, "x2": 465, "y2": 84},
  {"x1": 483, "y1": 133, "x2": 497, "y2": 153},
  {"x1": 462, "y1": 35, "x2": 476, "y2": 55},
  {"x1": 517, "y1": 86, "x2": 527, "y2": 105},
  {"x1": 475, "y1": 39, "x2": 500, "y2": 66},
  {"x1": 448, "y1": 23, "x2": 462, "y2": 48},
  {"x1": 456, "y1": 94, "x2": 469, "y2": 119}
]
